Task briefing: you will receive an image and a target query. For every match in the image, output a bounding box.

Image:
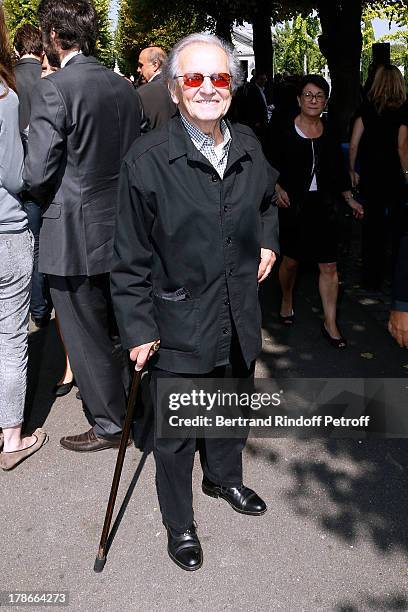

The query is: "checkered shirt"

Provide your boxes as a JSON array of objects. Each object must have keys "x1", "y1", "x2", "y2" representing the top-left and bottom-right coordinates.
[{"x1": 180, "y1": 114, "x2": 232, "y2": 179}]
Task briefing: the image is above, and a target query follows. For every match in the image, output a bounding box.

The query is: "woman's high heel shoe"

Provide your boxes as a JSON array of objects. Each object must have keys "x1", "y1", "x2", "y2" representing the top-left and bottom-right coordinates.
[
  {"x1": 321, "y1": 323, "x2": 347, "y2": 349},
  {"x1": 53, "y1": 379, "x2": 75, "y2": 397}
]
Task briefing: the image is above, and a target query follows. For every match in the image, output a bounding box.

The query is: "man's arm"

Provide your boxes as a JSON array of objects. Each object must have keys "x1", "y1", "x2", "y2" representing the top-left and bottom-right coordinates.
[
  {"x1": 258, "y1": 161, "x2": 279, "y2": 282},
  {"x1": 110, "y1": 159, "x2": 160, "y2": 354},
  {"x1": 136, "y1": 89, "x2": 151, "y2": 134},
  {"x1": 23, "y1": 77, "x2": 66, "y2": 205}
]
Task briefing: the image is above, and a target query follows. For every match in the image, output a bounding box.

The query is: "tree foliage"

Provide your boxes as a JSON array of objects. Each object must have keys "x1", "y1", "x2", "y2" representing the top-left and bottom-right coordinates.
[
  {"x1": 3, "y1": 0, "x2": 114, "y2": 67},
  {"x1": 115, "y1": 0, "x2": 208, "y2": 74},
  {"x1": 361, "y1": 2, "x2": 408, "y2": 85},
  {"x1": 361, "y1": 8, "x2": 376, "y2": 83},
  {"x1": 273, "y1": 15, "x2": 325, "y2": 75},
  {"x1": 3, "y1": 0, "x2": 38, "y2": 40}
]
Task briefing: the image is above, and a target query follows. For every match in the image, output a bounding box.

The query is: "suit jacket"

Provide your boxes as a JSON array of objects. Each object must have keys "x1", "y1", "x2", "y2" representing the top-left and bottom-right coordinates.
[
  {"x1": 24, "y1": 54, "x2": 141, "y2": 276},
  {"x1": 14, "y1": 57, "x2": 42, "y2": 132},
  {"x1": 137, "y1": 73, "x2": 176, "y2": 132},
  {"x1": 111, "y1": 115, "x2": 279, "y2": 373}
]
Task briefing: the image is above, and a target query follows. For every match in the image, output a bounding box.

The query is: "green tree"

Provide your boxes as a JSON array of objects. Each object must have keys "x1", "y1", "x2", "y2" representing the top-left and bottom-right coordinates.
[
  {"x1": 274, "y1": 15, "x2": 325, "y2": 75},
  {"x1": 361, "y1": 10, "x2": 376, "y2": 84},
  {"x1": 3, "y1": 0, "x2": 114, "y2": 68},
  {"x1": 115, "y1": 0, "x2": 208, "y2": 74},
  {"x1": 3, "y1": 0, "x2": 38, "y2": 40},
  {"x1": 94, "y1": 0, "x2": 115, "y2": 67}
]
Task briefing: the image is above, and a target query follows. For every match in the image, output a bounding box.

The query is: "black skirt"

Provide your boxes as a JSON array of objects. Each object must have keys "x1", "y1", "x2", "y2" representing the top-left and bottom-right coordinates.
[{"x1": 278, "y1": 191, "x2": 338, "y2": 263}]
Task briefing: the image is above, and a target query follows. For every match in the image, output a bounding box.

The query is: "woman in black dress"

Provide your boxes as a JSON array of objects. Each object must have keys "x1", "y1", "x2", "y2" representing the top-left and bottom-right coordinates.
[
  {"x1": 267, "y1": 75, "x2": 363, "y2": 348},
  {"x1": 349, "y1": 64, "x2": 408, "y2": 290}
]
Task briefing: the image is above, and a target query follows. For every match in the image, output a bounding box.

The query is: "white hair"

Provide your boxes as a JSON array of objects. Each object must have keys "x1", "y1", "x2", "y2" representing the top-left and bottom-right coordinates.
[{"x1": 164, "y1": 32, "x2": 244, "y2": 94}]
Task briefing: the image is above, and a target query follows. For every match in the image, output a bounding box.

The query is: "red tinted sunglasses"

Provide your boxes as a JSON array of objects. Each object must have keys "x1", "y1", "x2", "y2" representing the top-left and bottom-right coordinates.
[{"x1": 176, "y1": 72, "x2": 231, "y2": 88}]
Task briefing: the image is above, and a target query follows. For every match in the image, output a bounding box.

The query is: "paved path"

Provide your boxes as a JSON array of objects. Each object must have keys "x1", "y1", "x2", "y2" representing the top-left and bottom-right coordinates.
[{"x1": 2, "y1": 238, "x2": 408, "y2": 612}]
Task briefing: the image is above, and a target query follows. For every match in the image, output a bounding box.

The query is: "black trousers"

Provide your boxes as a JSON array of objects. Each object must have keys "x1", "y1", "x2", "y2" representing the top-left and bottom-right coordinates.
[
  {"x1": 48, "y1": 273, "x2": 127, "y2": 439},
  {"x1": 361, "y1": 187, "x2": 405, "y2": 288},
  {"x1": 149, "y1": 337, "x2": 254, "y2": 531}
]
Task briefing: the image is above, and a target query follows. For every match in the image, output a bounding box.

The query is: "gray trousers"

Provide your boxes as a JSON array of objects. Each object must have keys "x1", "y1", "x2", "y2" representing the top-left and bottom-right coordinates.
[{"x1": 0, "y1": 230, "x2": 33, "y2": 428}]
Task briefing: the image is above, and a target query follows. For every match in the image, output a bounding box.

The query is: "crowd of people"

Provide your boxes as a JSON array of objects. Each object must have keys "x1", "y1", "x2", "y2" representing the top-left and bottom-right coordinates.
[{"x1": 0, "y1": 0, "x2": 407, "y2": 571}]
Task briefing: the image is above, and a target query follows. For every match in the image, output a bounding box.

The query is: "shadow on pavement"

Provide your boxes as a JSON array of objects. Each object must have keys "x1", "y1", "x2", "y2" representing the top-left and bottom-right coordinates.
[{"x1": 24, "y1": 320, "x2": 65, "y2": 431}]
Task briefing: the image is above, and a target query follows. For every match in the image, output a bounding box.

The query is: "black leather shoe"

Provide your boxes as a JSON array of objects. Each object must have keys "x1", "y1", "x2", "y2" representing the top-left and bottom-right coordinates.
[
  {"x1": 202, "y1": 477, "x2": 267, "y2": 515},
  {"x1": 167, "y1": 523, "x2": 203, "y2": 571},
  {"x1": 53, "y1": 379, "x2": 75, "y2": 397}
]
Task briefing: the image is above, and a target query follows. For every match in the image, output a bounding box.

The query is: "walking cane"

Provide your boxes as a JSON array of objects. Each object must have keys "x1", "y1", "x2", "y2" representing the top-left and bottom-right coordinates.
[{"x1": 94, "y1": 341, "x2": 159, "y2": 573}]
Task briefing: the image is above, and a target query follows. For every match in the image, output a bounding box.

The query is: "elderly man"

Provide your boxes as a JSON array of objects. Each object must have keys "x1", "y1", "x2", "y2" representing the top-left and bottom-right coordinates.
[
  {"x1": 137, "y1": 46, "x2": 167, "y2": 84},
  {"x1": 111, "y1": 33, "x2": 279, "y2": 571}
]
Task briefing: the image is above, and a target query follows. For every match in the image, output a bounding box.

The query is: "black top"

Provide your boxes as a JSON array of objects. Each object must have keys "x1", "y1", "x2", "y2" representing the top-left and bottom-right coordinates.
[
  {"x1": 266, "y1": 118, "x2": 350, "y2": 203},
  {"x1": 357, "y1": 100, "x2": 408, "y2": 189},
  {"x1": 137, "y1": 73, "x2": 177, "y2": 133}
]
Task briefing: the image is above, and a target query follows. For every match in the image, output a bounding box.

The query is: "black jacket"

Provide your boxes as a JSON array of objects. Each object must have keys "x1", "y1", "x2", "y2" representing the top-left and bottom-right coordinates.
[
  {"x1": 266, "y1": 119, "x2": 350, "y2": 203},
  {"x1": 137, "y1": 73, "x2": 177, "y2": 132},
  {"x1": 14, "y1": 57, "x2": 42, "y2": 132},
  {"x1": 111, "y1": 115, "x2": 279, "y2": 373},
  {"x1": 24, "y1": 54, "x2": 142, "y2": 276}
]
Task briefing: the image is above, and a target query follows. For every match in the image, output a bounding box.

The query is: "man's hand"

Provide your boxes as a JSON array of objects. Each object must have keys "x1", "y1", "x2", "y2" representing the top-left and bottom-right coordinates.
[
  {"x1": 129, "y1": 340, "x2": 160, "y2": 371},
  {"x1": 258, "y1": 248, "x2": 276, "y2": 283},
  {"x1": 388, "y1": 311, "x2": 408, "y2": 348}
]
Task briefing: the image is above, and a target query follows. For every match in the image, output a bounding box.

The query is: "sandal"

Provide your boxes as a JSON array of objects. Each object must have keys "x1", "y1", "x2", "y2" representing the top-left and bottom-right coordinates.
[
  {"x1": 279, "y1": 310, "x2": 295, "y2": 325},
  {"x1": 0, "y1": 428, "x2": 48, "y2": 471},
  {"x1": 321, "y1": 323, "x2": 347, "y2": 349}
]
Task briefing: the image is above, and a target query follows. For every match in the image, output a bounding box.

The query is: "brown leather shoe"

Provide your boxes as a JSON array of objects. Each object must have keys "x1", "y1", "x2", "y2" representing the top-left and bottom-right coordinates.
[{"x1": 60, "y1": 428, "x2": 131, "y2": 452}]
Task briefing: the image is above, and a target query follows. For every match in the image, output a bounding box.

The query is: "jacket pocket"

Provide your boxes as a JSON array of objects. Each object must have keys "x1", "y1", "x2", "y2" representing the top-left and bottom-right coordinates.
[
  {"x1": 153, "y1": 294, "x2": 199, "y2": 353},
  {"x1": 42, "y1": 203, "x2": 61, "y2": 219}
]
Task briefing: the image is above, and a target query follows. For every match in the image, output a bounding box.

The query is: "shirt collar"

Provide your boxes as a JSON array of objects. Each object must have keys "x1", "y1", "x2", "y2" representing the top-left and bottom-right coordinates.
[
  {"x1": 148, "y1": 71, "x2": 161, "y2": 83},
  {"x1": 180, "y1": 113, "x2": 231, "y2": 151},
  {"x1": 61, "y1": 50, "x2": 82, "y2": 68}
]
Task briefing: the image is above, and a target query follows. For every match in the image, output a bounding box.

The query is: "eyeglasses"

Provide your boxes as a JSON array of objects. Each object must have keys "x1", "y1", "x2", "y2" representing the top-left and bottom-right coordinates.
[
  {"x1": 175, "y1": 72, "x2": 231, "y2": 88},
  {"x1": 302, "y1": 91, "x2": 326, "y2": 102}
]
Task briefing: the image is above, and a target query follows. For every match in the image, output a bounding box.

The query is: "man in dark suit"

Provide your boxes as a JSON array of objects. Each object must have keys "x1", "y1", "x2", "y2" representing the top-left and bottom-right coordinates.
[
  {"x1": 14, "y1": 25, "x2": 52, "y2": 329},
  {"x1": 111, "y1": 33, "x2": 279, "y2": 570},
  {"x1": 136, "y1": 46, "x2": 176, "y2": 132},
  {"x1": 24, "y1": 0, "x2": 142, "y2": 452},
  {"x1": 244, "y1": 71, "x2": 270, "y2": 146}
]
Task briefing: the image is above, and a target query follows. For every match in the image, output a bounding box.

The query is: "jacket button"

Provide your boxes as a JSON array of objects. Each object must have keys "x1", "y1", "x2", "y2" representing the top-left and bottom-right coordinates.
[
  {"x1": 224, "y1": 206, "x2": 228, "y2": 212},
  {"x1": 224, "y1": 299, "x2": 230, "y2": 306},
  {"x1": 211, "y1": 174, "x2": 218, "y2": 182},
  {"x1": 226, "y1": 237, "x2": 232, "y2": 245},
  {"x1": 223, "y1": 328, "x2": 229, "y2": 335},
  {"x1": 228, "y1": 269, "x2": 233, "y2": 276}
]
